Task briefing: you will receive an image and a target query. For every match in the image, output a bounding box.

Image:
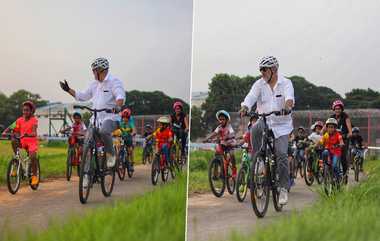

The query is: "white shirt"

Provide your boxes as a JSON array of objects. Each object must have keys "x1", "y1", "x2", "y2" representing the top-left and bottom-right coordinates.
[
  {"x1": 241, "y1": 75, "x2": 295, "y2": 138},
  {"x1": 308, "y1": 132, "x2": 322, "y2": 144},
  {"x1": 75, "y1": 72, "x2": 125, "y2": 125}
]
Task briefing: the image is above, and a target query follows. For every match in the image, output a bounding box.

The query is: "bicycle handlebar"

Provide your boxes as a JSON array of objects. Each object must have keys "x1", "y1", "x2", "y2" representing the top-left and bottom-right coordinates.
[
  {"x1": 73, "y1": 105, "x2": 113, "y2": 113},
  {"x1": 245, "y1": 110, "x2": 291, "y2": 118}
]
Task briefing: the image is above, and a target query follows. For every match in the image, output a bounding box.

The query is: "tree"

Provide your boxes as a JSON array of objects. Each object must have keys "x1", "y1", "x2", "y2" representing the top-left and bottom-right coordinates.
[
  {"x1": 189, "y1": 106, "x2": 204, "y2": 141},
  {"x1": 0, "y1": 90, "x2": 48, "y2": 128},
  {"x1": 125, "y1": 90, "x2": 189, "y2": 115}
]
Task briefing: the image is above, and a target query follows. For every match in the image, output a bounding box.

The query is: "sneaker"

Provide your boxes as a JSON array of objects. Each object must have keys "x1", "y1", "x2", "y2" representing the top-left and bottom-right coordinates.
[
  {"x1": 129, "y1": 162, "x2": 135, "y2": 172},
  {"x1": 107, "y1": 155, "x2": 116, "y2": 168},
  {"x1": 31, "y1": 175, "x2": 39, "y2": 185},
  {"x1": 279, "y1": 188, "x2": 288, "y2": 205}
]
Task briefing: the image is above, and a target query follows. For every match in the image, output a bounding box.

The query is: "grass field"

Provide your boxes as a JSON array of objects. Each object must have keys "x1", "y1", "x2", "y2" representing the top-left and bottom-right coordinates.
[
  {"x1": 0, "y1": 140, "x2": 144, "y2": 184},
  {"x1": 221, "y1": 158, "x2": 380, "y2": 241},
  {"x1": 1, "y1": 173, "x2": 187, "y2": 241}
]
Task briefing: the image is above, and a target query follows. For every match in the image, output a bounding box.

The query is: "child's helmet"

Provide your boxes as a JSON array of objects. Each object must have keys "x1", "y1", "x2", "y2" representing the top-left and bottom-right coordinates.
[
  {"x1": 22, "y1": 100, "x2": 36, "y2": 114},
  {"x1": 157, "y1": 116, "x2": 170, "y2": 124},
  {"x1": 325, "y1": 118, "x2": 338, "y2": 127},
  {"x1": 352, "y1": 127, "x2": 360, "y2": 133},
  {"x1": 216, "y1": 110, "x2": 230, "y2": 121}
]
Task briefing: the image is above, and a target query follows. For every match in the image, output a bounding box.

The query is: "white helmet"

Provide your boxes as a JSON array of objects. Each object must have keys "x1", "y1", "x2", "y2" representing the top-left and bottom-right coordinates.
[
  {"x1": 91, "y1": 57, "x2": 109, "y2": 70},
  {"x1": 259, "y1": 56, "x2": 279, "y2": 69},
  {"x1": 325, "y1": 118, "x2": 338, "y2": 126}
]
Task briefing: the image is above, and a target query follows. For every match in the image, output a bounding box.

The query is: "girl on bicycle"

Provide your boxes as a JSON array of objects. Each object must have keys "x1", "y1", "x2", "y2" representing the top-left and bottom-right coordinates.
[
  {"x1": 320, "y1": 118, "x2": 344, "y2": 178},
  {"x1": 170, "y1": 101, "x2": 189, "y2": 158},
  {"x1": 204, "y1": 110, "x2": 237, "y2": 177},
  {"x1": 12, "y1": 101, "x2": 39, "y2": 185}
]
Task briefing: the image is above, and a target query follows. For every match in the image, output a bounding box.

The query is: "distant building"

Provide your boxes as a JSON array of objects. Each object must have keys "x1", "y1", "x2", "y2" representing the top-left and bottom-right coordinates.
[{"x1": 191, "y1": 91, "x2": 208, "y2": 108}]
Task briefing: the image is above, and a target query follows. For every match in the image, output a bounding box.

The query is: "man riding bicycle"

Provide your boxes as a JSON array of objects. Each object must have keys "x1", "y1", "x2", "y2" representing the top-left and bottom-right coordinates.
[
  {"x1": 240, "y1": 56, "x2": 294, "y2": 205},
  {"x1": 59, "y1": 57, "x2": 125, "y2": 168},
  {"x1": 170, "y1": 101, "x2": 189, "y2": 158}
]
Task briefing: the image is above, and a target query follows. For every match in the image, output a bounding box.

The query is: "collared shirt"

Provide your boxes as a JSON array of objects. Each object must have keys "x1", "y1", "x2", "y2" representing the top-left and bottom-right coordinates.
[
  {"x1": 75, "y1": 72, "x2": 125, "y2": 125},
  {"x1": 241, "y1": 75, "x2": 295, "y2": 138}
]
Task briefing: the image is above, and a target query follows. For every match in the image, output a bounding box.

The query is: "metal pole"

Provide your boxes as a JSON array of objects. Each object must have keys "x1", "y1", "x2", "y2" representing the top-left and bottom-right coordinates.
[
  {"x1": 49, "y1": 106, "x2": 51, "y2": 137},
  {"x1": 368, "y1": 112, "x2": 371, "y2": 145}
]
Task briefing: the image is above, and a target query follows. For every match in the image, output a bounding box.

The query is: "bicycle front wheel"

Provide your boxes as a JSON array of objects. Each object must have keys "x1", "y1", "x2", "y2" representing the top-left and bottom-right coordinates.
[
  {"x1": 226, "y1": 163, "x2": 235, "y2": 195},
  {"x1": 250, "y1": 153, "x2": 270, "y2": 218},
  {"x1": 66, "y1": 147, "x2": 74, "y2": 181},
  {"x1": 354, "y1": 156, "x2": 360, "y2": 182},
  {"x1": 236, "y1": 165, "x2": 248, "y2": 202},
  {"x1": 101, "y1": 154, "x2": 116, "y2": 197},
  {"x1": 208, "y1": 158, "x2": 225, "y2": 197},
  {"x1": 79, "y1": 145, "x2": 93, "y2": 204},
  {"x1": 304, "y1": 157, "x2": 314, "y2": 186},
  {"x1": 7, "y1": 158, "x2": 21, "y2": 194},
  {"x1": 151, "y1": 154, "x2": 160, "y2": 185}
]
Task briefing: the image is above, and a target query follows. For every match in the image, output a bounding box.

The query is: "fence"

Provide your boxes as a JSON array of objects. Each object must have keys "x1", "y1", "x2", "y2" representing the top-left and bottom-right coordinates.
[{"x1": 227, "y1": 109, "x2": 380, "y2": 146}]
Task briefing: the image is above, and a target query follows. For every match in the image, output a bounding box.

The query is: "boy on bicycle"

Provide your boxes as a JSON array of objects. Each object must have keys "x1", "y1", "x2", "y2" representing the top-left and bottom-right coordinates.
[
  {"x1": 350, "y1": 127, "x2": 365, "y2": 171},
  {"x1": 60, "y1": 112, "x2": 87, "y2": 164},
  {"x1": 12, "y1": 101, "x2": 39, "y2": 185},
  {"x1": 204, "y1": 110, "x2": 237, "y2": 177},
  {"x1": 117, "y1": 108, "x2": 136, "y2": 171},
  {"x1": 319, "y1": 118, "x2": 344, "y2": 177},
  {"x1": 149, "y1": 116, "x2": 173, "y2": 164},
  {"x1": 143, "y1": 124, "x2": 154, "y2": 150},
  {"x1": 239, "y1": 113, "x2": 258, "y2": 157}
]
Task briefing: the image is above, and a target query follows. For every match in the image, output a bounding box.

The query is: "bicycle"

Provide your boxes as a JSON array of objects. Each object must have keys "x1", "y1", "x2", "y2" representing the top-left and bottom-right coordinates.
[
  {"x1": 142, "y1": 138, "x2": 154, "y2": 165},
  {"x1": 6, "y1": 136, "x2": 40, "y2": 194},
  {"x1": 304, "y1": 143, "x2": 323, "y2": 186},
  {"x1": 171, "y1": 128, "x2": 187, "y2": 171},
  {"x1": 294, "y1": 141, "x2": 307, "y2": 178},
  {"x1": 351, "y1": 144, "x2": 364, "y2": 182},
  {"x1": 63, "y1": 131, "x2": 83, "y2": 181},
  {"x1": 74, "y1": 105, "x2": 116, "y2": 204},
  {"x1": 236, "y1": 143, "x2": 251, "y2": 202},
  {"x1": 151, "y1": 144, "x2": 176, "y2": 185},
  {"x1": 118, "y1": 135, "x2": 134, "y2": 179},
  {"x1": 249, "y1": 110, "x2": 290, "y2": 218},
  {"x1": 322, "y1": 147, "x2": 344, "y2": 196},
  {"x1": 207, "y1": 139, "x2": 236, "y2": 198}
]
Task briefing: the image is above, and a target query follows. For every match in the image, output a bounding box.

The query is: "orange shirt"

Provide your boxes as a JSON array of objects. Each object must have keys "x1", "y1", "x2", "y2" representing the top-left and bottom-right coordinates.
[
  {"x1": 153, "y1": 127, "x2": 173, "y2": 146},
  {"x1": 14, "y1": 116, "x2": 38, "y2": 143},
  {"x1": 320, "y1": 131, "x2": 342, "y2": 156}
]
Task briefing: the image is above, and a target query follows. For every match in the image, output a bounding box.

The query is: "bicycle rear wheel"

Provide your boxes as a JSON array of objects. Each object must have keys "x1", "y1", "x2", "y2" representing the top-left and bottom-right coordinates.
[
  {"x1": 250, "y1": 153, "x2": 270, "y2": 218},
  {"x1": 208, "y1": 158, "x2": 225, "y2": 197},
  {"x1": 79, "y1": 145, "x2": 93, "y2": 204},
  {"x1": 126, "y1": 152, "x2": 134, "y2": 178},
  {"x1": 323, "y1": 164, "x2": 333, "y2": 196},
  {"x1": 236, "y1": 165, "x2": 248, "y2": 202},
  {"x1": 101, "y1": 154, "x2": 115, "y2": 197},
  {"x1": 7, "y1": 158, "x2": 21, "y2": 194},
  {"x1": 151, "y1": 154, "x2": 160, "y2": 185},
  {"x1": 29, "y1": 157, "x2": 40, "y2": 190}
]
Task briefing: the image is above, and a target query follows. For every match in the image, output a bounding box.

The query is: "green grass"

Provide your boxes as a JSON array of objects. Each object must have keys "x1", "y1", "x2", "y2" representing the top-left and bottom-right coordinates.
[
  {"x1": 0, "y1": 140, "x2": 144, "y2": 184},
  {"x1": 189, "y1": 149, "x2": 242, "y2": 193},
  {"x1": 222, "y1": 158, "x2": 380, "y2": 241},
  {"x1": 1, "y1": 174, "x2": 187, "y2": 241}
]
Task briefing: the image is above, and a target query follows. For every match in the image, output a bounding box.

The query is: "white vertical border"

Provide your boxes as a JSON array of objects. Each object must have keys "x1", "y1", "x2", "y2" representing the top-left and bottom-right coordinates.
[{"x1": 185, "y1": 0, "x2": 195, "y2": 240}]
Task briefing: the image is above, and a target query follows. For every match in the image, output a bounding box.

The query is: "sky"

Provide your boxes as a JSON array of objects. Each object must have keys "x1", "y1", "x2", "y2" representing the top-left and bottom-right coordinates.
[
  {"x1": 0, "y1": 0, "x2": 193, "y2": 102},
  {"x1": 192, "y1": 0, "x2": 380, "y2": 97}
]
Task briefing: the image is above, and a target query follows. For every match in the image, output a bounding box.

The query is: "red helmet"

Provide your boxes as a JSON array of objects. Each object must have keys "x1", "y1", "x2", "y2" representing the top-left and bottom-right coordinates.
[
  {"x1": 314, "y1": 121, "x2": 324, "y2": 129},
  {"x1": 173, "y1": 101, "x2": 183, "y2": 110},
  {"x1": 22, "y1": 100, "x2": 36, "y2": 114},
  {"x1": 332, "y1": 99, "x2": 344, "y2": 111},
  {"x1": 121, "y1": 108, "x2": 131, "y2": 118}
]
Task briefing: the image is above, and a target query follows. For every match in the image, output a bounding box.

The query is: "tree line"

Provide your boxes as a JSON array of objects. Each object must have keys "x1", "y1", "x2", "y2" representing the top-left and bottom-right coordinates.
[{"x1": 190, "y1": 73, "x2": 380, "y2": 140}]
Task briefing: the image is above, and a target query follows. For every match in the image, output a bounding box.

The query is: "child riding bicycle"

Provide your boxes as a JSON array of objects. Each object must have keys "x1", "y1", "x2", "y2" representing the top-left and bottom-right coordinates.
[
  {"x1": 350, "y1": 127, "x2": 365, "y2": 171},
  {"x1": 60, "y1": 112, "x2": 87, "y2": 164},
  {"x1": 204, "y1": 110, "x2": 237, "y2": 177},
  {"x1": 148, "y1": 116, "x2": 173, "y2": 165},
  {"x1": 10, "y1": 101, "x2": 39, "y2": 185},
  {"x1": 116, "y1": 108, "x2": 136, "y2": 171},
  {"x1": 319, "y1": 118, "x2": 344, "y2": 178}
]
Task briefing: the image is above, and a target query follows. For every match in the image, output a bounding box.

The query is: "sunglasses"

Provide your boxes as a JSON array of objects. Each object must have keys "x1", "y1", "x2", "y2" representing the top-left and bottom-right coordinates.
[{"x1": 260, "y1": 67, "x2": 268, "y2": 72}]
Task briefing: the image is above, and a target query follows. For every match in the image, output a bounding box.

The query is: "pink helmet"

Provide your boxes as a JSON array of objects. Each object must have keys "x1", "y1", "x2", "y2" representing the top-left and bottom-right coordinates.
[
  {"x1": 332, "y1": 99, "x2": 344, "y2": 111},
  {"x1": 173, "y1": 101, "x2": 183, "y2": 110},
  {"x1": 314, "y1": 121, "x2": 324, "y2": 128},
  {"x1": 22, "y1": 100, "x2": 36, "y2": 114},
  {"x1": 121, "y1": 108, "x2": 131, "y2": 118}
]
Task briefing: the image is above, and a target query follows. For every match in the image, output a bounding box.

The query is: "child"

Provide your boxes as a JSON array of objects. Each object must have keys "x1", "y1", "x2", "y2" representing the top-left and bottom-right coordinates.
[
  {"x1": 204, "y1": 110, "x2": 237, "y2": 177},
  {"x1": 60, "y1": 112, "x2": 86, "y2": 164},
  {"x1": 242, "y1": 113, "x2": 258, "y2": 156},
  {"x1": 149, "y1": 116, "x2": 173, "y2": 164},
  {"x1": 118, "y1": 108, "x2": 137, "y2": 171},
  {"x1": 12, "y1": 101, "x2": 39, "y2": 185},
  {"x1": 320, "y1": 118, "x2": 344, "y2": 178},
  {"x1": 350, "y1": 127, "x2": 365, "y2": 171},
  {"x1": 143, "y1": 124, "x2": 154, "y2": 148}
]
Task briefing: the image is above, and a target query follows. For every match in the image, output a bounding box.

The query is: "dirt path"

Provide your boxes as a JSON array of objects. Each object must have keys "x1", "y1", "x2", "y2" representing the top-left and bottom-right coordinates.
[
  {"x1": 187, "y1": 172, "x2": 363, "y2": 241},
  {"x1": 0, "y1": 164, "x2": 154, "y2": 233}
]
